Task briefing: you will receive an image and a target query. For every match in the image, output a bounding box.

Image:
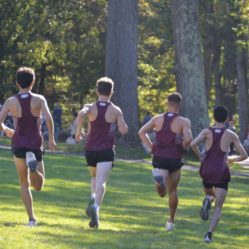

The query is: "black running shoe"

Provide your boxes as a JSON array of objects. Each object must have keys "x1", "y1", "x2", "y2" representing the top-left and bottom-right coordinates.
[
  {"x1": 204, "y1": 232, "x2": 212, "y2": 243},
  {"x1": 89, "y1": 205, "x2": 99, "y2": 228},
  {"x1": 85, "y1": 197, "x2": 95, "y2": 217},
  {"x1": 200, "y1": 196, "x2": 211, "y2": 221},
  {"x1": 26, "y1": 152, "x2": 38, "y2": 173}
]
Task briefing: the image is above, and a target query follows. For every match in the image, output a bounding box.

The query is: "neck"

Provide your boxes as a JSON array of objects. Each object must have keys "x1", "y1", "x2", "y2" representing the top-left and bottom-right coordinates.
[
  {"x1": 19, "y1": 88, "x2": 31, "y2": 94},
  {"x1": 98, "y1": 95, "x2": 110, "y2": 102},
  {"x1": 168, "y1": 106, "x2": 179, "y2": 114},
  {"x1": 214, "y1": 122, "x2": 225, "y2": 128}
]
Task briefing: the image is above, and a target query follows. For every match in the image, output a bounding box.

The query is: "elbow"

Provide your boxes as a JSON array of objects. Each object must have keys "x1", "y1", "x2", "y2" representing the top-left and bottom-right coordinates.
[
  {"x1": 119, "y1": 125, "x2": 128, "y2": 135},
  {"x1": 138, "y1": 129, "x2": 142, "y2": 138},
  {"x1": 242, "y1": 154, "x2": 248, "y2": 161},
  {"x1": 121, "y1": 126, "x2": 128, "y2": 135},
  {"x1": 189, "y1": 142, "x2": 194, "y2": 149}
]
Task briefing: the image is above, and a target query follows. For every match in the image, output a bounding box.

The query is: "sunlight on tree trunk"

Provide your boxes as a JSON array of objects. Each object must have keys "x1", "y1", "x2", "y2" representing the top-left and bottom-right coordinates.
[
  {"x1": 172, "y1": 0, "x2": 209, "y2": 136},
  {"x1": 105, "y1": 0, "x2": 139, "y2": 144}
]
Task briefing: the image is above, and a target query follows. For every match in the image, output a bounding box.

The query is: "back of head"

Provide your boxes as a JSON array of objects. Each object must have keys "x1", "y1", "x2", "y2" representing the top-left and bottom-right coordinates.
[
  {"x1": 167, "y1": 92, "x2": 182, "y2": 106},
  {"x1": 213, "y1": 106, "x2": 228, "y2": 123},
  {"x1": 96, "y1": 77, "x2": 114, "y2": 96},
  {"x1": 16, "y1": 67, "x2": 35, "y2": 89}
]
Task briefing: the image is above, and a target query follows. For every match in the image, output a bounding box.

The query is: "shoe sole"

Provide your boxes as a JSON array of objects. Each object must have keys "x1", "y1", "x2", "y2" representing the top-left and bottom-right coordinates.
[
  {"x1": 89, "y1": 206, "x2": 99, "y2": 228},
  {"x1": 204, "y1": 237, "x2": 212, "y2": 243},
  {"x1": 200, "y1": 198, "x2": 211, "y2": 221}
]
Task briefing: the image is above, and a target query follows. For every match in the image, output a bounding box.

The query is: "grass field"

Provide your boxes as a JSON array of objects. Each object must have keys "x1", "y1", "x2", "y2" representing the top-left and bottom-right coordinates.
[{"x1": 0, "y1": 148, "x2": 248, "y2": 249}]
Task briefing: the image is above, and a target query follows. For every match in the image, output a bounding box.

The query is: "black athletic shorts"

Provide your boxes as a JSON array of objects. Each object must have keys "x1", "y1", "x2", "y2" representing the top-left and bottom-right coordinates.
[
  {"x1": 152, "y1": 156, "x2": 184, "y2": 173},
  {"x1": 202, "y1": 181, "x2": 229, "y2": 191},
  {"x1": 12, "y1": 147, "x2": 44, "y2": 162},
  {"x1": 85, "y1": 148, "x2": 115, "y2": 167}
]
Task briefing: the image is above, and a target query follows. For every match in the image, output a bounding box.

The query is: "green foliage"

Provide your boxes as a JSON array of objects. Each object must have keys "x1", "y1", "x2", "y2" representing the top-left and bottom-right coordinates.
[
  {"x1": 0, "y1": 0, "x2": 248, "y2": 131},
  {"x1": 138, "y1": 1, "x2": 176, "y2": 119}
]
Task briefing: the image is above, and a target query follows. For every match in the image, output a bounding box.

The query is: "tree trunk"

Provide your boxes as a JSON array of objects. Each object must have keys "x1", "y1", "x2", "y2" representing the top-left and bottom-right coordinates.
[
  {"x1": 105, "y1": 0, "x2": 139, "y2": 144},
  {"x1": 38, "y1": 63, "x2": 46, "y2": 95},
  {"x1": 237, "y1": 49, "x2": 249, "y2": 141},
  {"x1": 212, "y1": 41, "x2": 222, "y2": 106},
  {"x1": 203, "y1": 46, "x2": 212, "y2": 102},
  {"x1": 171, "y1": 0, "x2": 209, "y2": 136}
]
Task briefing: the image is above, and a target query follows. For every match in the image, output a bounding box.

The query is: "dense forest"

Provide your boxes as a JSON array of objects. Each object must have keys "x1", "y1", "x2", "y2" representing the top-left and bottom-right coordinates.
[{"x1": 0, "y1": 0, "x2": 248, "y2": 141}]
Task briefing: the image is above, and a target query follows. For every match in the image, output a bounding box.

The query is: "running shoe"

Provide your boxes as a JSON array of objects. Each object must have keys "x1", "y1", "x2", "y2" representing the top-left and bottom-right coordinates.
[
  {"x1": 204, "y1": 232, "x2": 212, "y2": 243},
  {"x1": 89, "y1": 205, "x2": 99, "y2": 228},
  {"x1": 165, "y1": 221, "x2": 174, "y2": 231},
  {"x1": 85, "y1": 197, "x2": 95, "y2": 217},
  {"x1": 152, "y1": 169, "x2": 166, "y2": 197},
  {"x1": 26, "y1": 152, "x2": 38, "y2": 173},
  {"x1": 200, "y1": 196, "x2": 211, "y2": 221},
  {"x1": 27, "y1": 219, "x2": 37, "y2": 227}
]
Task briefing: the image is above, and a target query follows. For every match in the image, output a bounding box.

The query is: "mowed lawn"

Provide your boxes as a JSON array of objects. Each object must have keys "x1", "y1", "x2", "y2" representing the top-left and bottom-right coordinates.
[{"x1": 0, "y1": 149, "x2": 248, "y2": 249}]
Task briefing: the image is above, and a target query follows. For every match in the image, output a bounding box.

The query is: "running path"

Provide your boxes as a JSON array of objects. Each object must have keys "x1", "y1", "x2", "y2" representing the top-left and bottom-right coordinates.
[{"x1": 0, "y1": 145, "x2": 249, "y2": 177}]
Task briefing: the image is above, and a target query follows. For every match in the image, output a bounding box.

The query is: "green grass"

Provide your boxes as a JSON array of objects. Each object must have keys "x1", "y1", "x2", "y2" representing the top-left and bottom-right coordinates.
[{"x1": 0, "y1": 149, "x2": 248, "y2": 249}]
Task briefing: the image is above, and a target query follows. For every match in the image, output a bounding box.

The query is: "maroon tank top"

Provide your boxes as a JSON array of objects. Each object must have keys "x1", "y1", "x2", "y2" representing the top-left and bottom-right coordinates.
[
  {"x1": 200, "y1": 127, "x2": 231, "y2": 183},
  {"x1": 85, "y1": 101, "x2": 115, "y2": 151},
  {"x1": 12, "y1": 93, "x2": 42, "y2": 149},
  {"x1": 152, "y1": 112, "x2": 184, "y2": 159}
]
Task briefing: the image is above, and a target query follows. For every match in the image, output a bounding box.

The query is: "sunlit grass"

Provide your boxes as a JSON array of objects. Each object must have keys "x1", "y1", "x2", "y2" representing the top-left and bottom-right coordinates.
[{"x1": 0, "y1": 148, "x2": 248, "y2": 249}]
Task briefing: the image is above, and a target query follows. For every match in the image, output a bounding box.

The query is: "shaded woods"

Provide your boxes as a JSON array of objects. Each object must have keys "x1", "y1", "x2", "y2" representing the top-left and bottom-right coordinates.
[{"x1": 0, "y1": 0, "x2": 248, "y2": 142}]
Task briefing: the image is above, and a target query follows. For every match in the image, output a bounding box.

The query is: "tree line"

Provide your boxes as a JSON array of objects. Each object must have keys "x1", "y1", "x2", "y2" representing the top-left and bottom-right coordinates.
[{"x1": 0, "y1": 0, "x2": 248, "y2": 142}]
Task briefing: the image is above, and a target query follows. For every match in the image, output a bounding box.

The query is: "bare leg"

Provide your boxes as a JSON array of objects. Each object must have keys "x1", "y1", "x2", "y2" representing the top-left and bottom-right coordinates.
[
  {"x1": 208, "y1": 188, "x2": 227, "y2": 233},
  {"x1": 204, "y1": 187, "x2": 215, "y2": 202},
  {"x1": 30, "y1": 161, "x2": 45, "y2": 191},
  {"x1": 95, "y1": 162, "x2": 112, "y2": 207},
  {"x1": 14, "y1": 156, "x2": 35, "y2": 220},
  {"x1": 167, "y1": 169, "x2": 181, "y2": 223},
  {"x1": 88, "y1": 166, "x2": 96, "y2": 197}
]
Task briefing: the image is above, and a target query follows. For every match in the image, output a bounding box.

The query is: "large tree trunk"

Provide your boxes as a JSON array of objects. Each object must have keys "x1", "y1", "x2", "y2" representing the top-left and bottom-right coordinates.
[
  {"x1": 212, "y1": 41, "x2": 222, "y2": 106},
  {"x1": 171, "y1": 0, "x2": 209, "y2": 136},
  {"x1": 105, "y1": 0, "x2": 139, "y2": 144},
  {"x1": 237, "y1": 49, "x2": 249, "y2": 141}
]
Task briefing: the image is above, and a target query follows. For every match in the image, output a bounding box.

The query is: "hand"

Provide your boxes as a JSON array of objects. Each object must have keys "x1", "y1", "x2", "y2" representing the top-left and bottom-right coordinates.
[
  {"x1": 75, "y1": 130, "x2": 86, "y2": 143},
  {"x1": 48, "y1": 138, "x2": 56, "y2": 151},
  {"x1": 4, "y1": 127, "x2": 14, "y2": 138}
]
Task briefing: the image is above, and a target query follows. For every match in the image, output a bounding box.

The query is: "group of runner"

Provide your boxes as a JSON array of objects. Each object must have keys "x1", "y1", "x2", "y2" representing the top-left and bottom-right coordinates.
[{"x1": 0, "y1": 67, "x2": 247, "y2": 243}]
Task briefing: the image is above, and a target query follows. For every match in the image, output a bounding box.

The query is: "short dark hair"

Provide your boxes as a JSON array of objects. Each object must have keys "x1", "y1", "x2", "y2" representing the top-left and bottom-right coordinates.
[
  {"x1": 96, "y1": 77, "x2": 114, "y2": 96},
  {"x1": 214, "y1": 106, "x2": 228, "y2": 123},
  {"x1": 167, "y1": 92, "x2": 182, "y2": 105},
  {"x1": 16, "y1": 67, "x2": 35, "y2": 88}
]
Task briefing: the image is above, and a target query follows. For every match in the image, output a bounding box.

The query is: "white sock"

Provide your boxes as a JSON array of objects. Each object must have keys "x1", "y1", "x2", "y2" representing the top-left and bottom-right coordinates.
[{"x1": 91, "y1": 193, "x2": 96, "y2": 199}]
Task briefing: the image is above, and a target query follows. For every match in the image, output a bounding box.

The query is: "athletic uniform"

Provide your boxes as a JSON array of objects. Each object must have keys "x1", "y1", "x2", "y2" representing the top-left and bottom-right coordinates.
[
  {"x1": 85, "y1": 101, "x2": 115, "y2": 167},
  {"x1": 200, "y1": 127, "x2": 230, "y2": 190},
  {"x1": 152, "y1": 112, "x2": 184, "y2": 172},
  {"x1": 12, "y1": 93, "x2": 43, "y2": 161}
]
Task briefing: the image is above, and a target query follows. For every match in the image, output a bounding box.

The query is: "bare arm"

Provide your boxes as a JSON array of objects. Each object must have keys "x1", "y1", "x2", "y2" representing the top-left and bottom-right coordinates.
[
  {"x1": 182, "y1": 119, "x2": 193, "y2": 148},
  {"x1": 41, "y1": 97, "x2": 56, "y2": 151},
  {"x1": 190, "y1": 129, "x2": 207, "y2": 160},
  {"x1": 0, "y1": 100, "x2": 15, "y2": 138},
  {"x1": 116, "y1": 109, "x2": 128, "y2": 135},
  {"x1": 75, "y1": 104, "x2": 91, "y2": 142},
  {"x1": 227, "y1": 134, "x2": 248, "y2": 163},
  {"x1": 138, "y1": 118, "x2": 155, "y2": 152}
]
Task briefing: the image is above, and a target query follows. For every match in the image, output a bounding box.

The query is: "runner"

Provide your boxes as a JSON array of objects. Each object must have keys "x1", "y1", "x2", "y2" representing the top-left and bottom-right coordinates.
[
  {"x1": 138, "y1": 92, "x2": 192, "y2": 231},
  {"x1": 0, "y1": 67, "x2": 56, "y2": 226},
  {"x1": 75, "y1": 77, "x2": 128, "y2": 228},
  {"x1": 190, "y1": 106, "x2": 247, "y2": 243}
]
